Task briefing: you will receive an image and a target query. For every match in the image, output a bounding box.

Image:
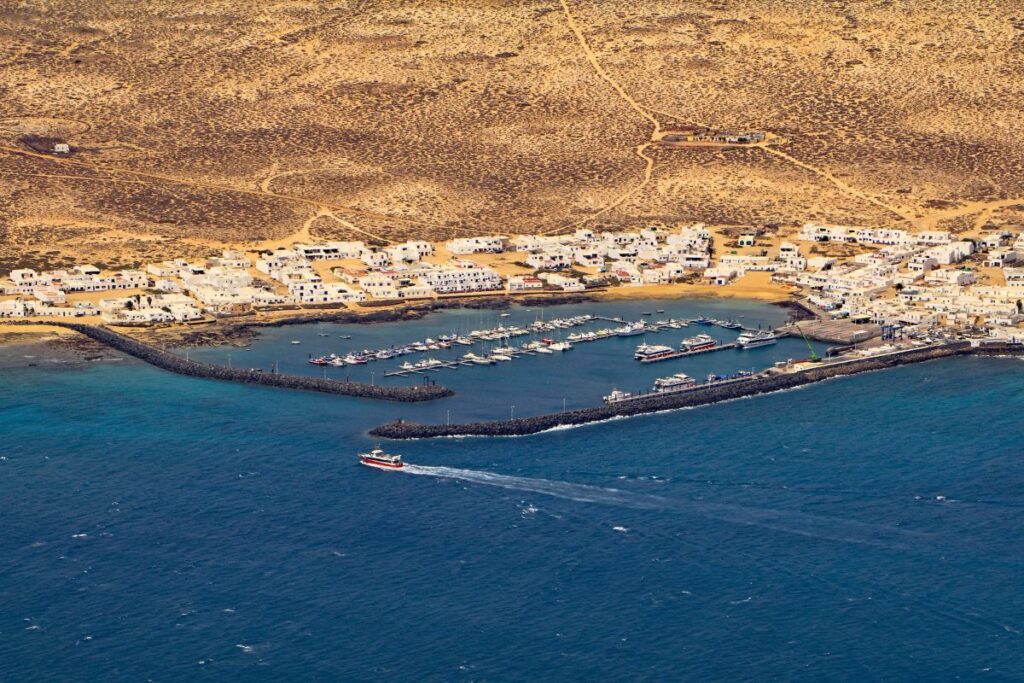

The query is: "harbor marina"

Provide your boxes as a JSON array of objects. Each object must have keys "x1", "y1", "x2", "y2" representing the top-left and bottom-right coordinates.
[{"x1": 183, "y1": 298, "x2": 821, "y2": 423}]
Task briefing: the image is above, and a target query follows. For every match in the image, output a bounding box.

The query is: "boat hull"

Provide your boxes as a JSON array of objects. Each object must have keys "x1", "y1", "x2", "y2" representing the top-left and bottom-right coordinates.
[
  {"x1": 738, "y1": 339, "x2": 778, "y2": 349},
  {"x1": 360, "y1": 458, "x2": 404, "y2": 470}
]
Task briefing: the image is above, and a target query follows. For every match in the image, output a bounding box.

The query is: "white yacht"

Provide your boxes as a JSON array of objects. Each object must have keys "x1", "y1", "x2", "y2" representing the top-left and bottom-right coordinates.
[{"x1": 616, "y1": 321, "x2": 647, "y2": 337}]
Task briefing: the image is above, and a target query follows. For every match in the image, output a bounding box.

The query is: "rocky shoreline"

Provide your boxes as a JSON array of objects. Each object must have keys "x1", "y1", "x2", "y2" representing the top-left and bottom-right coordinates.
[{"x1": 369, "y1": 341, "x2": 1022, "y2": 439}]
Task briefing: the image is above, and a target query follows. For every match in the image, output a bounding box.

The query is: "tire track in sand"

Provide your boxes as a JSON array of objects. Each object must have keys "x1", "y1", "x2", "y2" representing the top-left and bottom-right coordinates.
[
  {"x1": 546, "y1": 0, "x2": 661, "y2": 234},
  {"x1": 0, "y1": 144, "x2": 451, "y2": 244}
]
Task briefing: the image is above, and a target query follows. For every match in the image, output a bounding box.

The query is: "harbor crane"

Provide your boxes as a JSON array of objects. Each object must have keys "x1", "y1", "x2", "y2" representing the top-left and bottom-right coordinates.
[{"x1": 795, "y1": 324, "x2": 821, "y2": 362}]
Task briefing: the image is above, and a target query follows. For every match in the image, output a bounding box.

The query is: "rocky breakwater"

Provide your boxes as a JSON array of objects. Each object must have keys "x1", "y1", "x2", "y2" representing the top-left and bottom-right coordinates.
[
  {"x1": 57, "y1": 323, "x2": 453, "y2": 402},
  {"x1": 371, "y1": 342, "x2": 975, "y2": 438}
]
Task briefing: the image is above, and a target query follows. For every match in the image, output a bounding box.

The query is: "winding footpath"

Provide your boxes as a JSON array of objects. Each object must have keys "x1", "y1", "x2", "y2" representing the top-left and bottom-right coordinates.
[{"x1": 549, "y1": 0, "x2": 661, "y2": 234}]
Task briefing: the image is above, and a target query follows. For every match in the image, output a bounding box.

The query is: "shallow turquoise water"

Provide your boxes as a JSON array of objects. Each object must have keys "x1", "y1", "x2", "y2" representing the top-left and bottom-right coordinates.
[{"x1": 2, "y1": 299, "x2": 1022, "y2": 680}]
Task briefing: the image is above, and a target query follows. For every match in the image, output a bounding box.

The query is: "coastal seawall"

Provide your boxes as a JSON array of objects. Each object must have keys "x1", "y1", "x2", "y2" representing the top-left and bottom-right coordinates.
[
  {"x1": 51, "y1": 323, "x2": 454, "y2": 402},
  {"x1": 370, "y1": 342, "x2": 985, "y2": 438}
]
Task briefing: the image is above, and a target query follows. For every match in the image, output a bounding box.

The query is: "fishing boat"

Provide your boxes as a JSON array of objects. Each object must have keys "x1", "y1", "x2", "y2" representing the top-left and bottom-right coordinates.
[
  {"x1": 736, "y1": 330, "x2": 779, "y2": 349},
  {"x1": 358, "y1": 448, "x2": 404, "y2": 471}
]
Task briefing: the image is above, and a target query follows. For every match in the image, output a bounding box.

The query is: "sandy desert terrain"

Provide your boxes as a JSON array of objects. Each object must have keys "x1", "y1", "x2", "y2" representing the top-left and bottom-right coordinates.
[{"x1": 1, "y1": 0, "x2": 1023, "y2": 270}]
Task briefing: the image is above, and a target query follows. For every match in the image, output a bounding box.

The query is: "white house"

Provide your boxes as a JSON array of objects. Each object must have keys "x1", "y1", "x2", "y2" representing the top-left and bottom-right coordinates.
[{"x1": 447, "y1": 236, "x2": 505, "y2": 254}]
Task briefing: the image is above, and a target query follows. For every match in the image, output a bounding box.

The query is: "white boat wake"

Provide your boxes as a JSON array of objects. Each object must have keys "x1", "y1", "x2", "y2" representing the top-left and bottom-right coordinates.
[
  {"x1": 402, "y1": 464, "x2": 669, "y2": 509},
  {"x1": 400, "y1": 464, "x2": 936, "y2": 550}
]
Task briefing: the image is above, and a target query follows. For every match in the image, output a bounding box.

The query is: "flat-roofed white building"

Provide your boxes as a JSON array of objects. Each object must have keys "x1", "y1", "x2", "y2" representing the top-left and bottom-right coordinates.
[
  {"x1": 418, "y1": 266, "x2": 501, "y2": 294},
  {"x1": 447, "y1": 236, "x2": 505, "y2": 254}
]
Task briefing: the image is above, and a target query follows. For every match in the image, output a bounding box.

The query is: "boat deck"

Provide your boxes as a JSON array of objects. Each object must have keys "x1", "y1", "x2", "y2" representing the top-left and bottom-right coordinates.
[{"x1": 637, "y1": 342, "x2": 738, "y2": 363}]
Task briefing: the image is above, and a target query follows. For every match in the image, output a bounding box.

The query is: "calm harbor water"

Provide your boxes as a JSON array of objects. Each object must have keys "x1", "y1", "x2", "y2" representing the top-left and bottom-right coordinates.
[{"x1": 2, "y1": 298, "x2": 1022, "y2": 680}]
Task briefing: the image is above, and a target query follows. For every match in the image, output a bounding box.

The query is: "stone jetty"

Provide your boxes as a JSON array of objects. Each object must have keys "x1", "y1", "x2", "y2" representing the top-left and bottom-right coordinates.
[
  {"x1": 370, "y1": 341, "x2": 1018, "y2": 438},
  {"x1": 54, "y1": 323, "x2": 453, "y2": 402}
]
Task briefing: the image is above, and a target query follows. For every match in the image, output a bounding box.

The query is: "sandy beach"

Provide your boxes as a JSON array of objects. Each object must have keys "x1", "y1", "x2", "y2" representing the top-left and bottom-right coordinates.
[{"x1": 593, "y1": 272, "x2": 793, "y2": 303}]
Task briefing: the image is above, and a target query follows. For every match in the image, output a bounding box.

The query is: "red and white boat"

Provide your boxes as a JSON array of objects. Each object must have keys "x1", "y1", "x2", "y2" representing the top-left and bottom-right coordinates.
[
  {"x1": 359, "y1": 448, "x2": 404, "y2": 470},
  {"x1": 681, "y1": 334, "x2": 718, "y2": 353}
]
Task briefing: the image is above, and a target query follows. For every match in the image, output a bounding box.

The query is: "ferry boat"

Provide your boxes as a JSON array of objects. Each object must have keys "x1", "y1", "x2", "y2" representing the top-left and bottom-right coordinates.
[
  {"x1": 736, "y1": 330, "x2": 779, "y2": 349},
  {"x1": 634, "y1": 343, "x2": 676, "y2": 362},
  {"x1": 681, "y1": 334, "x2": 718, "y2": 352},
  {"x1": 359, "y1": 448, "x2": 404, "y2": 471},
  {"x1": 654, "y1": 372, "x2": 696, "y2": 392}
]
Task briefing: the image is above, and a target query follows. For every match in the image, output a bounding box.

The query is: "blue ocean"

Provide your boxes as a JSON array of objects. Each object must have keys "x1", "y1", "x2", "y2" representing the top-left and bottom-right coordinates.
[{"x1": 2, "y1": 299, "x2": 1022, "y2": 680}]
